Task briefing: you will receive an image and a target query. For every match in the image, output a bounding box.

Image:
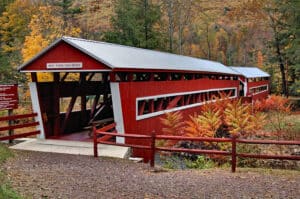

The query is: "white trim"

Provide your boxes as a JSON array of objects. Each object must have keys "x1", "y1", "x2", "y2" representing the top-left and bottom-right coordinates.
[
  {"x1": 136, "y1": 87, "x2": 237, "y2": 120},
  {"x1": 29, "y1": 82, "x2": 45, "y2": 139},
  {"x1": 20, "y1": 69, "x2": 111, "y2": 73},
  {"x1": 136, "y1": 87, "x2": 236, "y2": 101},
  {"x1": 110, "y1": 82, "x2": 125, "y2": 143}
]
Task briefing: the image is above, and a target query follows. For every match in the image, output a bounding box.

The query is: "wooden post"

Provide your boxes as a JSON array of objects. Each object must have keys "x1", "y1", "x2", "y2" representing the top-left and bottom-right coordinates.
[
  {"x1": 53, "y1": 73, "x2": 60, "y2": 136},
  {"x1": 80, "y1": 73, "x2": 87, "y2": 125},
  {"x1": 231, "y1": 136, "x2": 237, "y2": 173},
  {"x1": 93, "y1": 126, "x2": 98, "y2": 157},
  {"x1": 150, "y1": 131, "x2": 156, "y2": 167},
  {"x1": 8, "y1": 109, "x2": 13, "y2": 144}
]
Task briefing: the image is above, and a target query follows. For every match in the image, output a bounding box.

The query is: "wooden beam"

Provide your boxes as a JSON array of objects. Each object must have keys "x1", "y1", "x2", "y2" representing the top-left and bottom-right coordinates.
[
  {"x1": 149, "y1": 73, "x2": 154, "y2": 81},
  {"x1": 31, "y1": 73, "x2": 37, "y2": 82},
  {"x1": 156, "y1": 98, "x2": 163, "y2": 111},
  {"x1": 80, "y1": 73, "x2": 87, "y2": 111},
  {"x1": 87, "y1": 73, "x2": 95, "y2": 81},
  {"x1": 60, "y1": 95, "x2": 77, "y2": 133},
  {"x1": 138, "y1": 101, "x2": 146, "y2": 115},
  {"x1": 53, "y1": 73, "x2": 60, "y2": 136},
  {"x1": 149, "y1": 100, "x2": 154, "y2": 113},
  {"x1": 109, "y1": 72, "x2": 116, "y2": 82},
  {"x1": 90, "y1": 94, "x2": 100, "y2": 119},
  {"x1": 60, "y1": 72, "x2": 69, "y2": 82},
  {"x1": 166, "y1": 96, "x2": 182, "y2": 109}
]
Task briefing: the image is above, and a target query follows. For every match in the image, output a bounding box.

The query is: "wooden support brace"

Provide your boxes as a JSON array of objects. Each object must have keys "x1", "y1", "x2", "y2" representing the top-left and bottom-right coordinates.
[
  {"x1": 61, "y1": 95, "x2": 77, "y2": 133},
  {"x1": 138, "y1": 101, "x2": 146, "y2": 115},
  {"x1": 60, "y1": 72, "x2": 69, "y2": 82},
  {"x1": 166, "y1": 96, "x2": 182, "y2": 109}
]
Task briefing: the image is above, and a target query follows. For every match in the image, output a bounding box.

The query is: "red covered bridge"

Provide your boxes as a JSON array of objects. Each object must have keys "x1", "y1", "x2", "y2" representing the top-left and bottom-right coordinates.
[{"x1": 18, "y1": 36, "x2": 269, "y2": 158}]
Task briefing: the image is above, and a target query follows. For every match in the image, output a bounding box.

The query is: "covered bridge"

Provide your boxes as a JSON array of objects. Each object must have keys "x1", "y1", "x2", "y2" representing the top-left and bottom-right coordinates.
[
  {"x1": 18, "y1": 36, "x2": 269, "y2": 158},
  {"x1": 230, "y1": 66, "x2": 270, "y2": 101}
]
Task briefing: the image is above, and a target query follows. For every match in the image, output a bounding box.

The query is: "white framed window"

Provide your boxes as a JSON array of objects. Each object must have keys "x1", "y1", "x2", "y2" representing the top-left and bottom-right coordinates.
[{"x1": 136, "y1": 87, "x2": 237, "y2": 120}]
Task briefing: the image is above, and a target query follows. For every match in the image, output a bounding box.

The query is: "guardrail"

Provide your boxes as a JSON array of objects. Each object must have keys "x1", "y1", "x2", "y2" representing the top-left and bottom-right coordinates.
[
  {"x1": 93, "y1": 124, "x2": 300, "y2": 172},
  {"x1": 0, "y1": 113, "x2": 40, "y2": 142}
]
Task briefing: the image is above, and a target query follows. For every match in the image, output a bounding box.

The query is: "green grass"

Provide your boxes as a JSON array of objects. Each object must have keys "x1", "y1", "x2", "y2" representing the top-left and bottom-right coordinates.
[{"x1": 0, "y1": 143, "x2": 22, "y2": 199}]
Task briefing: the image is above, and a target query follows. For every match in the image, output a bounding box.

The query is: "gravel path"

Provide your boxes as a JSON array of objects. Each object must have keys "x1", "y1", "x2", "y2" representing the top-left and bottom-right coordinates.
[{"x1": 2, "y1": 150, "x2": 300, "y2": 199}]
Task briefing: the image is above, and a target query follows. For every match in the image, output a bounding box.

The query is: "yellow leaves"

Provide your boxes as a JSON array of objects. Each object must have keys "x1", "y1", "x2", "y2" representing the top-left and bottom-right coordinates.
[
  {"x1": 185, "y1": 114, "x2": 202, "y2": 137},
  {"x1": 22, "y1": 5, "x2": 81, "y2": 63},
  {"x1": 0, "y1": 0, "x2": 38, "y2": 53},
  {"x1": 224, "y1": 99, "x2": 264, "y2": 138},
  {"x1": 161, "y1": 97, "x2": 267, "y2": 142},
  {"x1": 185, "y1": 110, "x2": 222, "y2": 138},
  {"x1": 198, "y1": 110, "x2": 222, "y2": 137},
  {"x1": 22, "y1": 34, "x2": 49, "y2": 62},
  {"x1": 257, "y1": 50, "x2": 264, "y2": 68},
  {"x1": 160, "y1": 111, "x2": 185, "y2": 136}
]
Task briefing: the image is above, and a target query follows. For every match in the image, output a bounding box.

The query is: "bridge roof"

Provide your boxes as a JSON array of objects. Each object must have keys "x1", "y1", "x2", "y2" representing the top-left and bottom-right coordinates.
[
  {"x1": 19, "y1": 36, "x2": 238, "y2": 75},
  {"x1": 230, "y1": 66, "x2": 270, "y2": 78}
]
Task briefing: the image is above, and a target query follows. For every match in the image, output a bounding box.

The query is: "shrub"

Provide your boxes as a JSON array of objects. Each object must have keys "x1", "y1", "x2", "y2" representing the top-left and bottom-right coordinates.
[
  {"x1": 185, "y1": 155, "x2": 215, "y2": 169},
  {"x1": 185, "y1": 109, "x2": 221, "y2": 138},
  {"x1": 254, "y1": 95, "x2": 296, "y2": 140},
  {"x1": 160, "y1": 111, "x2": 185, "y2": 146}
]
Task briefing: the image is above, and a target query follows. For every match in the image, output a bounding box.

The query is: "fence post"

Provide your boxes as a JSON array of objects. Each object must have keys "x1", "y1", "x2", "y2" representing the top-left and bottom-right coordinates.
[
  {"x1": 93, "y1": 125, "x2": 98, "y2": 157},
  {"x1": 8, "y1": 109, "x2": 14, "y2": 144},
  {"x1": 231, "y1": 135, "x2": 237, "y2": 173},
  {"x1": 150, "y1": 131, "x2": 155, "y2": 167}
]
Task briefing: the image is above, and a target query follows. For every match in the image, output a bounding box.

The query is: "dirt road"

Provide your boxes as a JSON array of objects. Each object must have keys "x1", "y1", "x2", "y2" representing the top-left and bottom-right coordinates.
[{"x1": 2, "y1": 151, "x2": 300, "y2": 199}]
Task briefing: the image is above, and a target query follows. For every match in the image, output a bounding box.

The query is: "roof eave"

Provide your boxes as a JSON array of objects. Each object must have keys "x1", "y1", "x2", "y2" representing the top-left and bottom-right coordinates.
[
  {"x1": 62, "y1": 37, "x2": 115, "y2": 69},
  {"x1": 18, "y1": 38, "x2": 63, "y2": 72},
  {"x1": 18, "y1": 36, "x2": 115, "y2": 72}
]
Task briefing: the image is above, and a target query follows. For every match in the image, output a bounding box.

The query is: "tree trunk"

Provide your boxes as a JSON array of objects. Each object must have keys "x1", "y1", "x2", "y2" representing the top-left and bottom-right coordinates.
[
  {"x1": 275, "y1": 35, "x2": 288, "y2": 96},
  {"x1": 144, "y1": 0, "x2": 149, "y2": 48},
  {"x1": 167, "y1": 0, "x2": 174, "y2": 52}
]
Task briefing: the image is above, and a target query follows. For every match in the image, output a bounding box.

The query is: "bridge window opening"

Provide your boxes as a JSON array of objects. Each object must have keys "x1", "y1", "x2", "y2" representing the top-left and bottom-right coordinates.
[{"x1": 136, "y1": 87, "x2": 237, "y2": 120}]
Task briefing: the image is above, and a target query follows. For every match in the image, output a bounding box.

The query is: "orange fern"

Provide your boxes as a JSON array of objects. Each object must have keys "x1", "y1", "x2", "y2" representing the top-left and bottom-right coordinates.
[{"x1": 160, "y1": 111, "x2": 185, "y2": 136}]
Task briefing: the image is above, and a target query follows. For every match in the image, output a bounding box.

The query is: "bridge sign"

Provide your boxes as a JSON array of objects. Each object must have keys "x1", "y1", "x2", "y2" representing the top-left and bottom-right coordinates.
[{"x1": 0, "y1": 84, "x2": 18, "y2": 110}]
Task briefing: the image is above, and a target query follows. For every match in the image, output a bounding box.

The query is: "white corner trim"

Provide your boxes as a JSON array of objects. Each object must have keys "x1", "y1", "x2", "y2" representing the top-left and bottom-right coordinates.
[
  {"x1": 110, "y1": 82, "x2": 125, "y2": 144},
  {"x1": 29, "y1": 82, "x2": 45, "y2": 139}
]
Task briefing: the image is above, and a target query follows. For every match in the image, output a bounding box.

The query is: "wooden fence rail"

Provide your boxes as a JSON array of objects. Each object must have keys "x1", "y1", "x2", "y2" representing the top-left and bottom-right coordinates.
[
  {"x1": 93, "y1": 125, "x2": 300, "y2": 172},
  {"x1": 0, "y1": 113, "x2": 40, "y2": 142}
]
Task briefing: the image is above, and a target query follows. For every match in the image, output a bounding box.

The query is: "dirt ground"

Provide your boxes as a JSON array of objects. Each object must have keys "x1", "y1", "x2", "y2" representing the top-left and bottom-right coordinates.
[{"x1": 2, "y1": 150, "x2": 300, "y2": 199}]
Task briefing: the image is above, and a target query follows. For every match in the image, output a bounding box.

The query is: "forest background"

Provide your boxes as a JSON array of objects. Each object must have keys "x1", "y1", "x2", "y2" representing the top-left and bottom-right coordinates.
[{"x1": 0, "y1": 0, "x2": 299, "y2": 97}]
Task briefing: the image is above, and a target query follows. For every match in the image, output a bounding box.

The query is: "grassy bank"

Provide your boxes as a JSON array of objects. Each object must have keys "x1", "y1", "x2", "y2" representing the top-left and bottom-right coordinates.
[{"x1": 0, "y1": 143, "x2": 22, "y2": 199}]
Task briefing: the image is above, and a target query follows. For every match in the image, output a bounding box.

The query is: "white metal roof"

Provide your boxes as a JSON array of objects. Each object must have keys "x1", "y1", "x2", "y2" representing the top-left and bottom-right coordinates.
[
  {"x1": 229, "y1": 67, "x2": 270, "y2": 78},
  {"x1": 19, "y1": 36, "x2": 238, "y2": 75}
]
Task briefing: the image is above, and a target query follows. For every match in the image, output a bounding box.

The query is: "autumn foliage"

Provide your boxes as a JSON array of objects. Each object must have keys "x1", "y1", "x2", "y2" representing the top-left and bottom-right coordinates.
[
  {"x1": 253, "y1": 95, "x2": 291, "y2": 113},
  {"x1": 160, "y1": 92, "x2": 267, "y2": 144}
]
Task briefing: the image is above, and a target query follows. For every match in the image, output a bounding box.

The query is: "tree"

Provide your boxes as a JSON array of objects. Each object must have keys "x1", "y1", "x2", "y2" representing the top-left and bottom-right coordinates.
[
  {"x1": 159, "y1": 0, "x2": 194, "y2": 54},
  {"x1": 0, "y1": 0, "x2": 39, "y2": 66},
  {"x1": 75, "y1": 0, "x2": 113, "y2": 40},
  {"x1": 22, "y1": 4, "x2": 81, "y2": 82},
  {"x1": 0, "y1": 0, "x2": 14, "y2": 14},
  {"x1": 104, "y1": 0, "x2": 164, "y2": 49},
  {"x1": 22, "y1": 4, "x2": 81, "y2": 62},
  {"x1": 52, "y1": 0, "x2": 82, "y2": 30},
  {"x1": 265, "y1": 0, "x2": 299, "y2": 96},
  {"x1": 0, "y1": 0, "x2": 39, "y2": 83}
]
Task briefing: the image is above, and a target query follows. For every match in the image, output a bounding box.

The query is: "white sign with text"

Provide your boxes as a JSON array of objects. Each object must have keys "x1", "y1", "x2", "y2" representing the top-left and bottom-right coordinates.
[{"x1": 46, "y1": 62, "x2": 83, "y2": 69}]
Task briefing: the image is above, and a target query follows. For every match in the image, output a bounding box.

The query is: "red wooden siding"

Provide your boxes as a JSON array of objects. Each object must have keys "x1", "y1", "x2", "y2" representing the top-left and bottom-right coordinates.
[
  {"x1": 21, "y1": 41, "x2": 111, "y2": 71},
  {"x1": 247, "y1": 80, "x2": 269, "y2": 100},
  {"x1": 118, "y1": 79, "x2": 239, "y2": 159}
]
